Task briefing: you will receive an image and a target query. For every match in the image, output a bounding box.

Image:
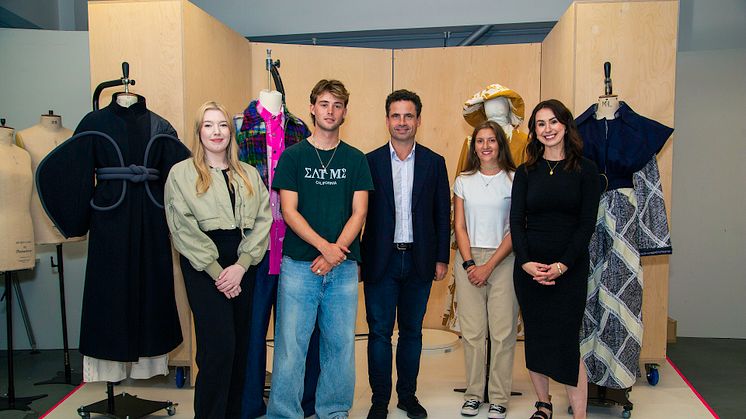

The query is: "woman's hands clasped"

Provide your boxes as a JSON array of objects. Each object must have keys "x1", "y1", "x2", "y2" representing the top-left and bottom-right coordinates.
[
  {"x1": 216, "y1": 264, "x2": 247, "y2": 298},
  {"x1": 522, "y1": 261, "x2": 567, "y2": 286}
]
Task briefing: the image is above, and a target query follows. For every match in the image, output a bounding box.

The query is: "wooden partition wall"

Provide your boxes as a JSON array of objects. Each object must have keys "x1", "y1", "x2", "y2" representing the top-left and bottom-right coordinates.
[
  {"x1": 87, "y1": 0, "x2": 677, "y2": 384},
  {"x1": 541, "y1": 0, "x2": 678, "y2": 361}
]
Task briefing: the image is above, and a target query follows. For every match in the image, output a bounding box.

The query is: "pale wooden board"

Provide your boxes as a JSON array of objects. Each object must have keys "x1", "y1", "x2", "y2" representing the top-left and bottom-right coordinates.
[
  {"x1": 183, "y1": 0, "x2": 252, "y2": 148},
  {"x1": 88, "y1": 0, "x2": 185, "y2": 135},
  {"x1": 540, "y1": 2, "x2": 577, "y2": 108},
  {"x1": 574, "y1": 0, "x2": 678, "y2": 361},
  {"x1": 393, "y1": 44, "x2": 542, "y2": 330},
  {"x1": 565, "y1": 0, "x2": 678, "y2": 360}
]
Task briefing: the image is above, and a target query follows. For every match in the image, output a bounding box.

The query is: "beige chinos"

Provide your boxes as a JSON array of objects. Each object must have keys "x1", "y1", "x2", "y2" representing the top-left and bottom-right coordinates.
[{"x1": 455, "y1": 248, "x2": 517, "y2": 405}]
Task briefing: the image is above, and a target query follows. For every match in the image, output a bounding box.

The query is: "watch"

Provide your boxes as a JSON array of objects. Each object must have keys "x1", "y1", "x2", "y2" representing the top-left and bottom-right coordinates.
[{"x1": 462, "y1": 259, "x2": 476, "y2": 270}]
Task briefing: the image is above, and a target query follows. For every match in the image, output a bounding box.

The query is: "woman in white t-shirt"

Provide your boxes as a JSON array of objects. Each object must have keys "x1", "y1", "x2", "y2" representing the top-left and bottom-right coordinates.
[{"x1": 453, "y1": 120, "x2": 518, "y2": 419}]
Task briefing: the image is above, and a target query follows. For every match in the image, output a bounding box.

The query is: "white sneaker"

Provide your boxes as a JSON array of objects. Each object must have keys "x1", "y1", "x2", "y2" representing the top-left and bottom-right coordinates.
[
  {"x1": 460, "y1": 399, "x2": 481, "y2": 416},
  {"x1": 487, "y1": 404, "x2": 507, "y2": 419}
]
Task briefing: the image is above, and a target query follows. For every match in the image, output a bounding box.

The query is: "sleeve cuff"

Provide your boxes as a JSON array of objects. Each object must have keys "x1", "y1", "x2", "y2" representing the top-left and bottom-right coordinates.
[
  {"x1": 236, "y1": 253, "x2": 255, "y2": 271},
  {"x1": 204, "y1": 261, "x2": 223, "y2": 280}
]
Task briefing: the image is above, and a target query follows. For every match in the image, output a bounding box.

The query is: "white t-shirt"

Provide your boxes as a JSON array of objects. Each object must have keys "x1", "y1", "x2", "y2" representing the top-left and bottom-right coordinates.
[{"x1": 453, "y1": 170, "x2": 513, "y2": 249}]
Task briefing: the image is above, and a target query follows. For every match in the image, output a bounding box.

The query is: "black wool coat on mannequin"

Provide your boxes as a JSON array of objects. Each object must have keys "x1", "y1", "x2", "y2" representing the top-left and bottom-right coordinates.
[{"x1": 37, "y1": 97, "x2": 189, "y2": 361}]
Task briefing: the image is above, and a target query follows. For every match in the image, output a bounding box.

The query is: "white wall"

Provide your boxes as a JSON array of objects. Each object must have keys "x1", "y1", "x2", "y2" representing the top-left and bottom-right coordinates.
[
  {"x1": 0, "y1": 28, "x2": 91, "y2": 350},
  {"x1": 668, "y1": 0, "x2": 746, "y2": 338}
]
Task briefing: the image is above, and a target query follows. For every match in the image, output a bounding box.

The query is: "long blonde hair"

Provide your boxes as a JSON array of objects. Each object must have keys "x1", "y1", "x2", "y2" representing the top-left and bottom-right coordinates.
[{"x1": 191, "y1": 101, "x2": 254, "y2": 196}]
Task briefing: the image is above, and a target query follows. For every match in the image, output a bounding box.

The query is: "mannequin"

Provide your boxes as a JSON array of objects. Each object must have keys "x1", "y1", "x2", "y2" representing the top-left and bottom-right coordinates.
[
  {"x1": 0, "y1": 124, "x2": 35, "y2": 271},
  {"x1": 236, "y1": 92, "x2": 321, "y2": 419},
  {"x1": 18, "y1": 113, "x2": 85, "y2": 244},
  {"x1": 595, "y1": 95, "x2": 620, "y2": 120},
  {"x1": 258, "y1": 89, "x2": 282, "y2": 115},
  {"x1": 35, "y1": 95, "x2": 188, "y2": 381},
  {"x1": 576, "y1": 101, "x2": 673, "y2": 389},
  {"x1": 116, "y1": 92, "x2": 139, "y2": 108}
]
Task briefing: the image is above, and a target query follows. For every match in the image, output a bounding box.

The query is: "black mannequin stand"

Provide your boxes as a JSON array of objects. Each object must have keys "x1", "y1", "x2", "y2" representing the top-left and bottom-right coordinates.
[
  {"x1": 35, "y1": 244, "x2": 83, "y2": 386},
  {"x1": 76, "y1": 382, "x2": 177, "y2": 418},
  {"x1": 1, "y1": 271, "x2": 47, "y2": 412}
]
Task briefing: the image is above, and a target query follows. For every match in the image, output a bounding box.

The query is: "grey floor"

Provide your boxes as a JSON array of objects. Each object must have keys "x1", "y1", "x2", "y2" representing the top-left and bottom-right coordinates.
[
  {"x1": 1, "y1": 337, "x2": 744, "y2": 418},
  {"x1": 666, "y1": 337, "x2": 746, "y2": 419}
]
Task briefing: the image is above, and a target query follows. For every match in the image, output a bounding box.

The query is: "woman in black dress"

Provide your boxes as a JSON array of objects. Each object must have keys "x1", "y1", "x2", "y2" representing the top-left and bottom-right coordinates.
[{"x1": 510, "y1": 99, "x2": 600, "y2": 419}]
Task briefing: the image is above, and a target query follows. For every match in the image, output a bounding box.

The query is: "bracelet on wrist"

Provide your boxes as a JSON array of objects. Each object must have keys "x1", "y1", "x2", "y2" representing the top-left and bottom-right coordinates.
[{"x1": 462, "y1": 259, "x2": 476, "y2": 270}]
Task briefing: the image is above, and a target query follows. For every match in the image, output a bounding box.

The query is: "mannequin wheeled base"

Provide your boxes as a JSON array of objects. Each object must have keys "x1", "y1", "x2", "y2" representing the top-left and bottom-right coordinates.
[
  {"x1": 76, "y1": 383, "x2": 176, "y2": 418},
  {"x1": 569, "y1": 383, "x2": 632, "y2": 418}
]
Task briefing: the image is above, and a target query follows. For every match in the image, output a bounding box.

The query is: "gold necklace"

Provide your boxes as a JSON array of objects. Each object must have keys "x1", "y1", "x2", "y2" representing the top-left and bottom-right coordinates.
[
  {"x1": 309, "y1": 137, "x2": 340, "y2": 171},
  {"x1": 545, "y1": 159, "x2": 562, "y2": 175}
]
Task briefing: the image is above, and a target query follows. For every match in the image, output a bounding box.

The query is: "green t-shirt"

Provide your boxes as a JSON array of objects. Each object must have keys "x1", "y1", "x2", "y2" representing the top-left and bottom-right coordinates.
[{"x1": 272, "y1": 139, "x2": 374, "y2": 262}]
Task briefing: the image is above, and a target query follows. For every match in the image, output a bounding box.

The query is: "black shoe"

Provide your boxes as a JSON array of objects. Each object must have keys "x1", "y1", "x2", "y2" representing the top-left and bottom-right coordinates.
[
  {"x1": 397, "y1": 396, "x2": 427, "y2": 418},
  {"x1": 367, "y1": 402, "x2": 388, "y2": 419}
]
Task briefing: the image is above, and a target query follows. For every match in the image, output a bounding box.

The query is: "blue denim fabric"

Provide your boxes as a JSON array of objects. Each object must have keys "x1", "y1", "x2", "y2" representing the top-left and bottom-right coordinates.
[
  {"x1": 267, "y1": 256, "x2": 358, "y2": 419},
  {"x1": 364, "y1": 250, "x2": 432, "y2": 404},
  {"x1": 240, "y1": 255, "x2": 321, "y2": 419}
]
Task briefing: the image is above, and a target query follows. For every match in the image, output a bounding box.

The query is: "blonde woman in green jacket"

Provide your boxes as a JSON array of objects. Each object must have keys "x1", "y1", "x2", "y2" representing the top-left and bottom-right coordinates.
[{"x1": 165, "y1": 101, "x2": 271, "y2": 419}]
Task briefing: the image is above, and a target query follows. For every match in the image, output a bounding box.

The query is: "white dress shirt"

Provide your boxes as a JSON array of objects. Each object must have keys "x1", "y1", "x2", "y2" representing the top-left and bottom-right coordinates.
[{"x1": 390, "y1": 141, "x2": 415, "y2": 243}]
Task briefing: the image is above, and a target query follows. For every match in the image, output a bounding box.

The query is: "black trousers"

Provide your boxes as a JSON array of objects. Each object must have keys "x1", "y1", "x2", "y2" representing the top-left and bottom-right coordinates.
[{"x1": 181, "y1": 229, "x2": 256, "y2": 419}]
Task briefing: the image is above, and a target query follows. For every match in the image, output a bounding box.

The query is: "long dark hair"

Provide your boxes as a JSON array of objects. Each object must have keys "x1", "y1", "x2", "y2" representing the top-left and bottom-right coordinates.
[
  {"x1": 525, "y1": 99, "x2": 583, "y2": 172},
  {"x1": 461, "y1": 120, "x2": 516, "y2": 175}
]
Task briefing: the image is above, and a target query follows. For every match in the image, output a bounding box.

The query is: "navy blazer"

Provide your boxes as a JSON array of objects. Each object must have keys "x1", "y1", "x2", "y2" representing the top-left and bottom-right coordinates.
[{"x1": 360, "y1": 143, "x2": 450, "y2": 283}]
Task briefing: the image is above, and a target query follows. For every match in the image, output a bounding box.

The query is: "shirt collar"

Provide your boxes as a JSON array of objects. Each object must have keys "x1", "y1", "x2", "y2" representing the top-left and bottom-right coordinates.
[{"x1": 389, "y1": 140, "x2": 416, "y2": 162}]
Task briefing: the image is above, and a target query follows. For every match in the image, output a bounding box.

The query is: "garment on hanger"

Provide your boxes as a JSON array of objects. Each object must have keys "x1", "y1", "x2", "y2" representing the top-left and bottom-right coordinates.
[
  {"x1": 576, "y1": 101, "x2": 673, "y2": 388},
  {"x1": 36, "y1": 96, "x2": 189, "y2": 364},
  {"x1": 236, "y1": 100, "x2": 311, "y2": 274}
]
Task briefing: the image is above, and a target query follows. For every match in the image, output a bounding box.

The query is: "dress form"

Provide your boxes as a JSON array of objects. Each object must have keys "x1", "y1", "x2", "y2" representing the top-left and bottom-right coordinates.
[
  {"x1": 484, "y1": 97, "x2": 515, "y2": 141},
  {"x1": 595, "y1": 95, "x2": 620, "y2": 120},
  {"x1": 258, "y1": 89, "x2": 283, "y2": 115},
  {"x1": 18, "y1": 114, "x2": 85, "y2": 244},
  {"x1": 0, "y1": 126, "x2": 35, "y2": 270},
  {"x1": 116, "y1": 92, "x2": 138, "y2": 108}
]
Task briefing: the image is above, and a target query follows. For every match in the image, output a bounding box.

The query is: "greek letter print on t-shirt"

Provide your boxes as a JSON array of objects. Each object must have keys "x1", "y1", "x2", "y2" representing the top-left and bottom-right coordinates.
[
  {"x1": 304, "y1": 166, "x2": 347, "y2": 186},
  {"x1": 272, "y1": 139, "x2": 374, "y2": 263}
]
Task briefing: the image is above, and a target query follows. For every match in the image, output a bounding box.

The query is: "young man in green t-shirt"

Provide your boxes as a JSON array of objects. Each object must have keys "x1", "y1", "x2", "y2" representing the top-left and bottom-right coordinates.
[{"x1": 267, "y1": 79, "x2": 373, "y2": 419}]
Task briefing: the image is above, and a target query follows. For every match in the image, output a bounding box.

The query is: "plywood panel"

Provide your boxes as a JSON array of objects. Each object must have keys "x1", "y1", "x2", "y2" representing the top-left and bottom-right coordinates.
[
  {"x1": 393, "y1": 44, "x2": 542, "y2": 329},
  {"x1": 183, "y1": 0, "x2": 252, "y2": 148},
  {"x1": 249, "y1": 43, "x2": 392, "y2": 154},
  {"x1": 540, "y1": 3, "x2": 576, "y2": 107},
  {"x1": 88, "y1": 0, "x2": 185, "y2": 136},
  {"x1": 572, "y1": 0, "x2": 678, "y2": 361}
]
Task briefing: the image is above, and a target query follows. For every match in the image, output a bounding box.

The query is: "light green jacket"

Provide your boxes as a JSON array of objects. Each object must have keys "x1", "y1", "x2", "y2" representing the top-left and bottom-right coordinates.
[{"x1": 165, "y1": 158, "x2": 271, "y2": 279}]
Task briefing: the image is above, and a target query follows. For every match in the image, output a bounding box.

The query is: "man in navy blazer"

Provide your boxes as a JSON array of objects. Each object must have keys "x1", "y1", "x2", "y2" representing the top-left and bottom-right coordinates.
[{"x1": 361, "y1": 90, "x2": 450, "y2": 419}]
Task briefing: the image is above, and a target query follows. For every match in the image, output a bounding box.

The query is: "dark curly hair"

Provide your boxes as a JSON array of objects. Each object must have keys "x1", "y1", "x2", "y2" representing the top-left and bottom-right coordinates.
[{"x1": 525, "y1": 99, "x2": 583, "y2": 172}]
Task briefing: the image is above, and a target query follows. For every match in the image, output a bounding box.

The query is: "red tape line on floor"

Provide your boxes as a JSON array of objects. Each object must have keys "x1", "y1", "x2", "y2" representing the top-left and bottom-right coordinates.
[
  {"x1": 667, "y1": 356, "x2": 720, "y2": 419},
  {"x1": 39, "y1": 382, "x2": 86, "y2": 418}
]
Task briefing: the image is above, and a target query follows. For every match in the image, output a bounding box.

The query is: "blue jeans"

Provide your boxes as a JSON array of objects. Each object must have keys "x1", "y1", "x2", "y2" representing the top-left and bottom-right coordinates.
[
  {"x1": 267, "y1": 256, "x2": 358, "y2": 419},
  {"x1": 364, "y1": 249, "x2": 432, "y2": 404},
  {"x1": 241, "y1": 255, "x2": 320, "y2": 419}
]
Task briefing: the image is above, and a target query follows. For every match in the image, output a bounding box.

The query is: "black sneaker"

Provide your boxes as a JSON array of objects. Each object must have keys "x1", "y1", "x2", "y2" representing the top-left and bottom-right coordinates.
[
  {"x1": 397, "y1": 396, "x2": 427, "y2": 418},
  {"x1": 460, "y1": 399, "x2": 481, "y2": 416},
  {"x1": 367, "y1": 402, "x2": 388, "y2": 419}
]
